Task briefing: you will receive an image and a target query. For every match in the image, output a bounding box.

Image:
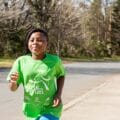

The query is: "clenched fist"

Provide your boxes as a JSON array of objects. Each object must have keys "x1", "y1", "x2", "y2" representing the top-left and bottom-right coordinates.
[
  {"x1": 10, "y1": 72, "x2": 19, "y2": 82},
  {"x1": 9, "y1": 72, "x2": 19, "y2": 91}
]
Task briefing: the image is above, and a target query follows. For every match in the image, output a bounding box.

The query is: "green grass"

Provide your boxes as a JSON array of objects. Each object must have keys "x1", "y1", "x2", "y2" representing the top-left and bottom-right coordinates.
[
  {"x1": 62, "y1": 56, "x2": 120, "y2": 62},
  {"x1": 0, "y1": 58, "x2": 15, "y2": 68},
  {"x1": 0, "y1": 56, "x2": 120, "y2": 68}
]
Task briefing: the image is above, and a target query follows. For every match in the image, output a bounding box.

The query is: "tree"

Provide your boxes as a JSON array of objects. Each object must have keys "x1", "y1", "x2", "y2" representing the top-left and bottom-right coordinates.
[
  {"x1": 0, "y1": 0, "x2": 30, "y2": 57},
  {"x1": 84, "y1": 0, "x2": 113, "y2": 57},
  {"x1": 88, "y1": 0, "x2": 104, "y2": 41},
  {"x1": 50, "y1": 0, "x2": 82, "y2": 57},
  {"x1": 111, "y1": 0, "x2": 120, "y2": 56},
  {"x1": 27, "y1": 0, "x2": 55, "y2": 30},
  {"x1": 1, "y1": 0, "x2": 118, "y2": 58},
  {"x1": 27, "y1": 0, "x2": 82, "y2": 57}
]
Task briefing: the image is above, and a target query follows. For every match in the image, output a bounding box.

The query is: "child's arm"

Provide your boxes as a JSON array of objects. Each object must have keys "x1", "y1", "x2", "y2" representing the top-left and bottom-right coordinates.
[
  {"x1": 53, "y1": 76, "x2": 65, "y2": 107},
  {"x1": 9, "y1": 72, "x2": 19, "y2": 91}
]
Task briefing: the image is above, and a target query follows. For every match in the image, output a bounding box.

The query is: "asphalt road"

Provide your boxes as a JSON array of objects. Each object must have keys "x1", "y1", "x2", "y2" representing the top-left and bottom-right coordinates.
[
  {"x1": 63, "y1": 62, "x2": 120, "y2": 104},
  {"x1": 0, "y1": 62, "x2": 120, "y2": 120}
]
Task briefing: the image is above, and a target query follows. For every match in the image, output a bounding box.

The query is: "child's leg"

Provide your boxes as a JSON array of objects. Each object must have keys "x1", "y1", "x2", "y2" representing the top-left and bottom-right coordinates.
[{"x1": 37, "y1": 114, "x2": 59, "y2": 120}]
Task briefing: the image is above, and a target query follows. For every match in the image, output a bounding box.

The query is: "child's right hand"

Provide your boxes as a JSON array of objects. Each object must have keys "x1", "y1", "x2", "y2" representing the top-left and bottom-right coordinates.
[
  {"x1": 10, "y1": 72, "x2": 19, "y2": 81},
  {"x1": 9, "y1": 72, "x2": 19, "y2": 91}
]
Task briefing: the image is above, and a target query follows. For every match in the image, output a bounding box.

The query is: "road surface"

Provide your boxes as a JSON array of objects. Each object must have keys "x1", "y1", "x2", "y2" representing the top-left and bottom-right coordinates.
[{"x1": 0, "y1": 62, "x2": 120, "y2": 120}]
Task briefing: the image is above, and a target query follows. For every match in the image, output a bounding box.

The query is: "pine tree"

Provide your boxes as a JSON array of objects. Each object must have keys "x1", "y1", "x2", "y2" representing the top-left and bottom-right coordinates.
[
  {"x1": 111, "y1": 0, "x2": 120, "y2": 56},
  {"x1": 88, "y1": 0, "x2": 104, "y2": 41},
  {"x1": 86, "y1": 0, "x2": 106, "y2": 57}
]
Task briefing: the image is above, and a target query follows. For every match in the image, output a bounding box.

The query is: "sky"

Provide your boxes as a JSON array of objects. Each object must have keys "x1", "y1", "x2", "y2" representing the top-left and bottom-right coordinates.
[
  {"x1": 74, "y1": 0, "x2": 115, "y2": 4},
  {"x1": 73, "y1": 0, "x2": 115, "y2": 8}
]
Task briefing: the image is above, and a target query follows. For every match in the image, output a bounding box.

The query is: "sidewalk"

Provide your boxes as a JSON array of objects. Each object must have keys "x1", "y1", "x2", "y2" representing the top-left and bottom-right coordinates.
[{"x1": 62, "y1": 75, "x2": 120, "y2": 120}]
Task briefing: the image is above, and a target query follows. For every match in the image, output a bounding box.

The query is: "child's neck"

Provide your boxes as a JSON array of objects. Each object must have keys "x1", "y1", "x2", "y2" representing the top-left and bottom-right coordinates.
[{"x1": 32, "y1": 53, "x2": 46, "y2": 60}]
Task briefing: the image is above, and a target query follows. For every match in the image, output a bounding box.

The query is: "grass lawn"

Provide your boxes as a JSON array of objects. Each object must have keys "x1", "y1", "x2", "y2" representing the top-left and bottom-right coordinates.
[
  {"x1": 0, "y1": 58, "x2": 15, "y2": 68},
  {"x1": 0, "y1": 56, "x2": 120, "y2": 68},
  {"x1": 63, "y1": 56, "x2": 120, "y2": 62},
  {"x1": 0, "y1": 58, "x2": 71, "y2": 68}
]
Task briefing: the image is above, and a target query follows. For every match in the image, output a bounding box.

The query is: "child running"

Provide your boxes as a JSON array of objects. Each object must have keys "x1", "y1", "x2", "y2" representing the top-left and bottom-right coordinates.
[{"x1": 7, "y1": 28, "x2": 65, "y2": 120}]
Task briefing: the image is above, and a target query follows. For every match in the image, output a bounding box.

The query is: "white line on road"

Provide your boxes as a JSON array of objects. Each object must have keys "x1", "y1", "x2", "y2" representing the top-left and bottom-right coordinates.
[{"x1": 63, "y1": 76, "x2": 110, "y2": 111}]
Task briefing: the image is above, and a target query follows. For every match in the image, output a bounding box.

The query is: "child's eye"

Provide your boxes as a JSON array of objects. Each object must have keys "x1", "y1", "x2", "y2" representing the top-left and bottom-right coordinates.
[
  {"x1": 37, "y1": 38, "x2": 43, "y2": 41},
  {"x1": 37, "y1": 39, "x2": 44, "y2": 42},
  {"x1": 29, "y1": 38, "x2": 44, "y2": 42},
  {"x1": 30, "y1": 39, "x2": 34, "y2": 42}
]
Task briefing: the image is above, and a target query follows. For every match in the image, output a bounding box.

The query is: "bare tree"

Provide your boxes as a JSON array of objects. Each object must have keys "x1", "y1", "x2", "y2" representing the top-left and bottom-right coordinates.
[
  {"x1": 0, "y1": 0, "x2": 31, "y2": 57},
  {"x1": 49, "y1": 0, "x2": 82, "y2": 56},
  {"x1": 26, "y1": 0, "x2": 82, "y2": 57}
]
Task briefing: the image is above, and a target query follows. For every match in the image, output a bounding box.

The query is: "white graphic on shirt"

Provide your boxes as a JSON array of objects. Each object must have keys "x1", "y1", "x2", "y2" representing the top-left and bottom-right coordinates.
[
  {"x1": 34, "y1": 72, "x2": 51, "y2": 91},
  {"x1": 25, "y1": 80, "x2": 44, "y2": 96},
  {"x1": 24, "y1": 64, "x2": 56, "y2": 104},
  {"x1": 25, "y1": 66, "x2": 55, "y2": 96}
]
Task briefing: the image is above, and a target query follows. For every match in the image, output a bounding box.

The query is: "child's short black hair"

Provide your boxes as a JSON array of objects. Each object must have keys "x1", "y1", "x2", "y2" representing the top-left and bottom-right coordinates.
[{"x1": 24, "y1": 28, "x2": 48, "y2": 54}]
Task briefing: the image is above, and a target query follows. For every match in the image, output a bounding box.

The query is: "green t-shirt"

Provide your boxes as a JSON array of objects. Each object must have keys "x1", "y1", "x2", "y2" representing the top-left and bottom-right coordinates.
[{"x1": 7, "y1": 53, "x2": 65, "y2": 119}]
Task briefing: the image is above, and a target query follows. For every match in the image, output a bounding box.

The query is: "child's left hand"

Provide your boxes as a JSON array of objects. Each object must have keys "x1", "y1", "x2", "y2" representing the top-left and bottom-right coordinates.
[{"x1": 52, "y1": 95, "x2": 61, "y2": 107}]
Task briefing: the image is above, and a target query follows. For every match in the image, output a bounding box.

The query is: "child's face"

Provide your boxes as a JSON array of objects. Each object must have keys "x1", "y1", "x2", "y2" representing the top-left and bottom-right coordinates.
[{"x1": 28, "y1": 32, "x2": 47, "y2": 56}]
